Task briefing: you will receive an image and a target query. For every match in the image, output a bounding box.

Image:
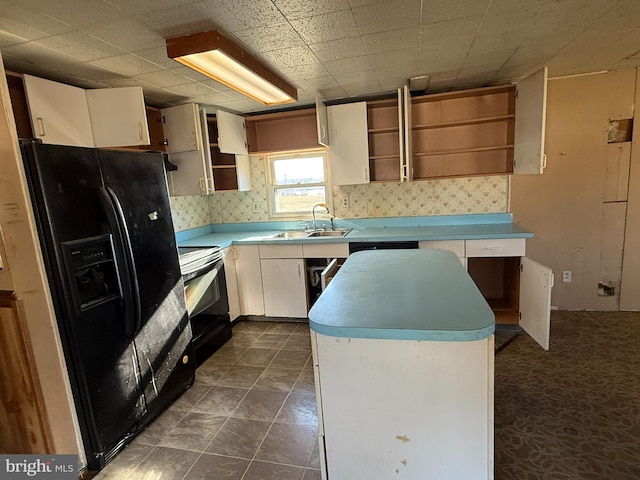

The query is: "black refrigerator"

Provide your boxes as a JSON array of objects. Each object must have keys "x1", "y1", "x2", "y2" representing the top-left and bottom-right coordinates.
[{"x1": 21, "y1": 141, "x2": 195, "y2": 471}]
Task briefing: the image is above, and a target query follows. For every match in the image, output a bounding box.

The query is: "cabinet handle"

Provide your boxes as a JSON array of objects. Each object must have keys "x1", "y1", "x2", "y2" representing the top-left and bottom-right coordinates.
[
  {"x1": 137, "y1": 122, "x2": 144, "y2": 140},
  {"x1": 321, "y1": 125, "x2": 326, "y2": 141},
  {"x1": 542, "y1": 153, "x2": 547, "y2": 170},
  {"x1": 364, "y1": 167, "x2": 368, "y2": 181},
  {"x1": 199, "y1": 177, "x2": 206, "y2": 194},
  {"x1": 297, "y1": 262, "x2": 301, "y2": 278},
  {"x1": 36, "y1": 117, "x2": 45, "y2": 137}
]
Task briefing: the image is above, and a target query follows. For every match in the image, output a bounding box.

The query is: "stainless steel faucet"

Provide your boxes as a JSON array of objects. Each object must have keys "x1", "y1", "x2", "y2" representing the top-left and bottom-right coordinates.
[{"x1": 312, "y1": 203, "x2": 329, "y2": 230}]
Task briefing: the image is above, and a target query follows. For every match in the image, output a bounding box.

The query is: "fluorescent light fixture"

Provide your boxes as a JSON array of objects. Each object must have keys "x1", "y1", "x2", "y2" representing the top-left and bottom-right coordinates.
[{"x1": 166, "y1": 30, "x2": 297, "y2": 106}]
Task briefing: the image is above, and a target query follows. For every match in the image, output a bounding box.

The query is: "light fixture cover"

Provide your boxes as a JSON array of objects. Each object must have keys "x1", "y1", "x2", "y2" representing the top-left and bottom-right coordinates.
[{"x1": 166, "y1": 30, "x2": 297, "y2": 106}]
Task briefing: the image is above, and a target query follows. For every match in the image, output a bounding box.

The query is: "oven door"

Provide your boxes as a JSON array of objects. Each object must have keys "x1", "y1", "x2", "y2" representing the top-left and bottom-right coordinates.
[{"x1": 183, "y1": 258, "x2": 224, "y2": 317}]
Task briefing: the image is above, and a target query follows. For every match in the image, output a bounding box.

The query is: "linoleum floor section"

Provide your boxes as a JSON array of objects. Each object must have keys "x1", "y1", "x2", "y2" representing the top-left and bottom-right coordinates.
[{"x1": 94, "y1": 312, "x2": 640, "y2": 480}]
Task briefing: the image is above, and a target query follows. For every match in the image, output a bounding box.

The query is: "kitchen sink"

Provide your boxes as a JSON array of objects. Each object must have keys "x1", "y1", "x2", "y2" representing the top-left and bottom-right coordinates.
[
  {"x1": 271, "y1": 231, "x2": 310, "y2": 239},
  {"x1": 266, "y1": 228, "x2": 352, "y2": 240},
  {"x1": 307, "y1": 229, "x2": 352, "y2": 237}
]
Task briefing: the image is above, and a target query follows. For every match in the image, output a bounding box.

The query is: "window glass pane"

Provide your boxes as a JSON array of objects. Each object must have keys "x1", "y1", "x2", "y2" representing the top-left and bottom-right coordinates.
[
  {"x1": 273, "y1": 156, "x2": 325, "y2": 185},
  {"x1": 274, "y1": 186, "x2": 326, "y2": 213}
]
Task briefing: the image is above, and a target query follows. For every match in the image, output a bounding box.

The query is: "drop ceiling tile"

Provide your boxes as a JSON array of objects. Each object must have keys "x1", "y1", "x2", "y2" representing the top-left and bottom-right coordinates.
[
  {"x1": 172, "y1": 82, "x2": 219, "y2": 97},
  {"x1": 422, "y1": 0, "x2": 491, "y2": 23},
  {"x1": 289, "y1": 10, "x2": 359, "y2": 44},
  {"x1": 420, "y1": 16, "x2": 481, "y2": 43},
  {"x1": 1, "y1": 42, "x2": 79, "y2": 70},
  {"x1": 89, "y1": 53, "x2": 163, "y2": 76},
  {"x1": 62, "y1": 62, "x2": 127, "y2": 82},
  {"x1": 0, "y1": 5, "x2": 75, "y2": 40},
  {"x1": 295, "y1": 75, "x2": 341, "y2": 91},
  {"x1": 341, "y1": 78, "x2": 382, "y2": 96},
  {"x1": 234, "y1": 23, "x2": 304, "y2": 53},
  {"x1": 274, "y1": 0, "x2": 352, "y2": 20},
  {"x1": 135, "y1": 4, "x2": 216, "y2": 38},
  {"x1": 196, "y1": 0, "x2": 286, "y2": 32},
  {"x1": 20, "y1": 0, "x2": 125, "y2": 28},
  {"x1": 261, "y1": 45, "x2": 319, "y2": 69},
  {"x1": 318, "y1": 84, "x2": 348, "y2": 99},
  {"x1": 308, "y1": 36, "x2": 367, "y2": 62},
  {"x1": 134, "y1": 69, "x2": 195, "y2": 88},
  {"x1": 278, "y1": 63, "x2": 331, "y2": 82},
  {"x1": 323, "y1": 55, "x2": 372, "y2": 76},
  {"x1": 85, "y1": 19, "x2": 166, "y2": 52},
  {"x1": 367, "y1": 49, "x2": 419, "y2": 70},
  {"x1": 1, "y1": 56, "x2": 58, "y2": 79},
  {"x1": 34, "y1": 32, "x2": 125, "y2": 63},
  {"x1": 105, "y1": 0, "x2": 197, "y2": 16},
  {"x1": 352, "y1": 0, "x2": 421, "y2": 35},
  {"x1": 362, "y1": 27, "x2": 420, "y2": 54},
  {"x1": 0, "y1": 30, "x2": 28, "y2": 49},
  {"x1": 132, "y1": 46, "x2": 182, "y2": 70},
  {"x1": 100, "y1": 76, "x2": 157, "y2": 88}
]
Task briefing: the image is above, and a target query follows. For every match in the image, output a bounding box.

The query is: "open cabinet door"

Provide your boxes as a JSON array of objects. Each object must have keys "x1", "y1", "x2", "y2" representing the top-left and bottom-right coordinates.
[
  {"x1": 217, "y1": 110, "x2": 248, "y2": 154},
  {"x1": 519, "y1": 257, "x2": 554, "y2": 350},
  {"x1": 514, "y1": 67, "x2": 548, "y2": 174}
]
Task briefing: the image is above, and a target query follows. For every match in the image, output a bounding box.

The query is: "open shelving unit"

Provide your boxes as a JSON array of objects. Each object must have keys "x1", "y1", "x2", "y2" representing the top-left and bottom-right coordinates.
[
  {"x1": 367, "y1": 98, "x2": 401, "y2": 182},
  {"x1": 206, "y1": 116, "x2": 240, "y2": 191}
]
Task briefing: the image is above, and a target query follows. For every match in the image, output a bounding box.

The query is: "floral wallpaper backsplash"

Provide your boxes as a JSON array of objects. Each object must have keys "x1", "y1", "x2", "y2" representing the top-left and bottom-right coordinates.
[
  {"x1": 169, "y1": 155, "x2": 509, "y2": 231},
  {"x1": 168, "y1": 195, "x2": 210, "y2": 231}
]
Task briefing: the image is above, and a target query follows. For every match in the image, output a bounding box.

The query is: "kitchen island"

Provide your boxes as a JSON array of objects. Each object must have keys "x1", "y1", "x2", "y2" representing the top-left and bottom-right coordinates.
[{"x1": 308, "y1": 249, "x2": 495, "y2": 480}]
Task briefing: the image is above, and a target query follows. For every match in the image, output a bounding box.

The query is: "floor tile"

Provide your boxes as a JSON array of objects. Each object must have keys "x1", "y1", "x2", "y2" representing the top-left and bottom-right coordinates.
[
  {"x1": 265, "y1": 322, "x2": 300, "y2": 334},
  {"x1": 284, "y1": 334, "x2": 312, "y2": 352},
  {"x1": 126, "y1": 446, "x2": 199, "y2": 480},
  {"x1": 242, "y1": 460, "x2": 305, "y2": 480},
  {"x1": 253, "y1": 367, "x2": 301, "y2": 392},
  {"x1": 235, "y1": 347, "x2": 279, "y2": 367},
  {"x1": 192, "y1": 385, "x2": 248, "y2": 415},
  {"x1": 271, "y1": 349, "x2": 311, "y2": 370},
  {"x1": 292, "y1": 367, "x2": 316, "y2": 395},
  {"x1": 216, "y1": 364, "x2": 265, "y2": 388},
  {"x1": 170, "y1": 383, "x2": 211, "y2": 412},
  {"x1": 232, "y1": 320, "x2": 271, "y2": 334},
  {"x1": 205, "y1": 417, "x2": 271, "y2": 459},
  {"x1": 231, "y1": 389, "x2": 288, "y2": 421},
  {"x1": 255, "y1": 423, "x2": 317, "y2": 467},
  {"x1": 292, "y1": 323, "x2": 312, "y2": 335},
  {"x1": 307, "y1": 438, "x2": 321, "y2": 469},
  {"x1": 225, "y1": 331, "x2": 260, "y2": 348},
  {"x1": 252, "y1": 333, "x2": 290, "y2": 349},
  {"x1": 182, "y1": 453, "x2": 249, "y2": 480},
  {"x1": 93, "y1": 443, "x2": 153, "y2": 479},
  {"x1": 275, "y1": 393, "x2": 317, "y2": 425},
  {"x1": 134, "y1": 408, "x2": 185, "y2": 446},
  {"x1": 208, "y1": 345, "x2": 249, "y2": 365},
  {"x1": 159, "y1": 412, "x2": 227, "y2": 452},
  {"x1": 302, "y1": 469, "x2": 322, "y2": 480},
  {"x1": 195, "y1": 361, "x2": 230, "y2": 385}
]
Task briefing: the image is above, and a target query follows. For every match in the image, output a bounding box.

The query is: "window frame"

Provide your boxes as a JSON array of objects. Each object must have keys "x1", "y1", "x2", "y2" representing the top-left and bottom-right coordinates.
[{"x1": 266, "y1": 149, "x2": 332, "y2": 220}]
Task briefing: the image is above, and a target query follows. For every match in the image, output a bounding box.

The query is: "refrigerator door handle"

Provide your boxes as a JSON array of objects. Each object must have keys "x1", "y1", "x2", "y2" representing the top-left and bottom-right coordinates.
[{"x1": 98, "y1": 186, "x2": 141, "y2": 337}]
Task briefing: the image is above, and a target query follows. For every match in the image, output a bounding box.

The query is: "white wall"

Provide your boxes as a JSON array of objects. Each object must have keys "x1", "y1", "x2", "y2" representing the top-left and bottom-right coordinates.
[{"x1": 511, "y1": 69, "x2": 638, "y2": 311}]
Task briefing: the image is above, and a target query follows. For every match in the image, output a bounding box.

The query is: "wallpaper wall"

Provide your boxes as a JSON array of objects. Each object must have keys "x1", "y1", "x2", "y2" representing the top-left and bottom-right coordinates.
[{"x1": 169, "y1": 156, "x2": 510, "y2": 232}]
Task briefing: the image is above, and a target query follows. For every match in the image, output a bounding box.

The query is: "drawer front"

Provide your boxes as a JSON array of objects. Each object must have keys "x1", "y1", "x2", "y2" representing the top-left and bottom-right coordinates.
[
  {"x1": 418, "y1": 240, "x2": 465, "y2": 257},
  {"x1": 303, "y1": 242, "x2": 349, "y2": 259},
  {"x1": 466, "y1": 238, "x2": 525, "y2": 257},
  {"x1": 259, "y1": 243, "x2": 303, "y2": 258}
]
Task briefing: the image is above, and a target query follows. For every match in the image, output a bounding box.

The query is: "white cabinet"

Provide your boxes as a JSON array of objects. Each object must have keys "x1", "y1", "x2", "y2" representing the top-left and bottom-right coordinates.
[
  {"x1": 223, "y1": 247, "x2": 241, "y2": 321},
  {"x1": 316, "y1": 98, "x2": 329, "y2": 146},
  {"x1": 23, "y1": 75, "x2": 150, "y2": 148},
  {"x1": 24, "y1": 74, "x2": 94, "y2": 147},
  {"x1": 514, "y1": 67, "x2": 548, "y2": 174},
  {"x1": 419, "y1": 240, "x2": 465, "y2": 266},
  {"x1": 261, "y1": 258, "x2": 308, "y2": 318},
  {"x1": 466, "y1": 239, "x2": 553, "y2": 350},
  {"x1": 86, "y1": 87, "x2": 149, "y2": 147},
  {"x1": 233, "y1": 245, "x2": 264, "y2": 316},
  {"x1": 328, "y1": 102, "x2": 370, "y2": 185},
  {"x1": 161, "y1": 103, "x2": 202, "y2": 153},
  {"x1": 216, "y1": 110, "x2": 248, "y2": 154}
]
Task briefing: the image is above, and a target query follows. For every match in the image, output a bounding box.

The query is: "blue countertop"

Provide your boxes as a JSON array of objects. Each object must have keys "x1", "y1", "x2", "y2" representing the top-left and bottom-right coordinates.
[
  {"x1": 308, "y1": 249, "x2": 495, "y2": 341},
  {"x1": 175, "y1": 213, "x2": 533, "y2": 248}
]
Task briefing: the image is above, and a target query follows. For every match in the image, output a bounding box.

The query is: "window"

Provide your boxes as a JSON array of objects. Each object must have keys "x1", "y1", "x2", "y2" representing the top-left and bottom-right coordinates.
[{"x1": 267, "y1": 150, "x2": 329, "y2": 218}]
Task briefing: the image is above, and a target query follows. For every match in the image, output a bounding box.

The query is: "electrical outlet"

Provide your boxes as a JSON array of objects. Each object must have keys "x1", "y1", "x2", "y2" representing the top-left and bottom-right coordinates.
[
  {"x1": 341, "y1": 196, "x2": 350, "y2": 208},
  {"x1": 562, "y1": 271, "x2": 572, "y2": 283},
  {"x1": 252, "y1": 202, "x2": 261, "y2": 213}
]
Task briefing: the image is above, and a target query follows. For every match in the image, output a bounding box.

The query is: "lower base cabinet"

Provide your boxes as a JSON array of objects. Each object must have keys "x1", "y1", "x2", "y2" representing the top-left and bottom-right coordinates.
[
  {"x1": 312, "y1": 332, "x2": 494, "y2": 480},
  {"x1": 260, "y1": 258, "x2": 308, "y2": 318}
]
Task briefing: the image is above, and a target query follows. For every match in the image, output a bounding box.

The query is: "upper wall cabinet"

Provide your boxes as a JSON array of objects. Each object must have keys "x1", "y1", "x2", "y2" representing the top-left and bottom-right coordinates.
[
  {"x1": 513, "y1": 67, "x2": 548, "y2": 174},
  {"x1": 328, "y1": 102, "x2": 370, "y2": 185},
  {"x1": 23, "y1": 75, "x2": 150, "y2": 148},
  {"x1": 23, "y1": 75, "x2": 94, "y2": 147},
  {"x1": 216, "y1": 110, "x2": 248, "y2": 155},
  {"x1": 246, "y1": 108, "x2": 320, "y2": 153},
  {"x1": 316, "y1": 98, "x2": 329, "y2": 147},
  {"x1": 160, "y1": 103, "x2": 202, "y2": 153}
]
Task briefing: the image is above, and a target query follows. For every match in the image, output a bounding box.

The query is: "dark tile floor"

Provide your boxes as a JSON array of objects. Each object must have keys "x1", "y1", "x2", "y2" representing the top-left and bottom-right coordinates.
[{"x1": 95, "y1": 320, "x2": 321, "y2": 480}]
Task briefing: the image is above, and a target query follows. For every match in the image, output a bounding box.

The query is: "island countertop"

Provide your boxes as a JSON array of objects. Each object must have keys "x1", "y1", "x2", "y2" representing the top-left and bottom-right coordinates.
[{"x1": 308, "y1": 249, "x2": 495, "y2": 342}]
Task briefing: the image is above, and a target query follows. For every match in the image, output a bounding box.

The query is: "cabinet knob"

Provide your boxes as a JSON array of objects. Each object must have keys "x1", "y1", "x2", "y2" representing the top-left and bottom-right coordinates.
[{"x1": 162, "y1": 139, "x2": 169, "y2": 146}]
